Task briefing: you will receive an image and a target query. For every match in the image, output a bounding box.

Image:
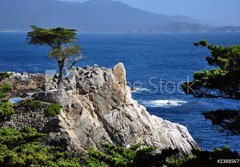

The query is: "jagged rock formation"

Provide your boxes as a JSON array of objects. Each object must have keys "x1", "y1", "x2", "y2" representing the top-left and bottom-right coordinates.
[{"x1": 34, "y1": 63, "x2": 199, "y2": 155}]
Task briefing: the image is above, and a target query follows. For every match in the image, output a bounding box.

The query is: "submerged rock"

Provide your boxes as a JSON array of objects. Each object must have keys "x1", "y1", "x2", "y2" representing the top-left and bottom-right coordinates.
[{"x1": 34, "y1": 63, "x2": 199, "y2": 155}]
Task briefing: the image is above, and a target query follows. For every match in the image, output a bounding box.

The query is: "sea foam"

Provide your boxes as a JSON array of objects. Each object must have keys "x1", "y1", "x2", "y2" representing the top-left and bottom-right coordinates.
[{"x1": 142, "y1": 99, "x2": 187, "y2": 108}]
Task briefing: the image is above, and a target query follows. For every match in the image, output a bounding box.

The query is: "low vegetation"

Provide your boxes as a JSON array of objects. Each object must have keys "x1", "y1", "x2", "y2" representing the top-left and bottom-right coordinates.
[
  {"x1": 0, "y1": 83, "x2": 14, "y2": 120},
  {"x1": 0, "y1": 102, "x2": 14, "y2": 120},
  {"x1": 23, "y1": 100, "x2": 42, "y2": 111},
  {"x1": 45, "y1": 103, "x2": 62, "y2": 117},
  {"x1": 203, "y1": 110, "x2": 240, "y2": 135},
  {"x1": 0, "y1": 83, "x2": 11, "y2": 99},
  {"x1": 0, "y1": 127, "x2": 80, "y2": 167},
  {"x1": 0, "y1": 126, "x2": 239, "y2": 167},
  {"x1": 22, "y1": 100, "x2": 62, "y2": 117},
  {"x1": 83, "y1": 143, "x2": 179, "y2": 167},
  {"x1": 0, "y1": 72, "x2": 12, "y2": 81},
  {"x1": 168, "y1": 146, "x2": 240, "y2": 167}
]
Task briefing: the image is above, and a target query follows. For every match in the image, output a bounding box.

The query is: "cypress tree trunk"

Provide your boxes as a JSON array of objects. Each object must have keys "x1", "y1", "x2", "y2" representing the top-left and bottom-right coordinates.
[{"x1": 58, "y1": 60, "x2": 64, "y2": 85}]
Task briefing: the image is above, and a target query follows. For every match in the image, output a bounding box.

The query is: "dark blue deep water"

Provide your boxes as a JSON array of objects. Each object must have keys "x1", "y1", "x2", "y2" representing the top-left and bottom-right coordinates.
[{"x1": 0, "y1": 32, "x2": 240, "y2": 152}]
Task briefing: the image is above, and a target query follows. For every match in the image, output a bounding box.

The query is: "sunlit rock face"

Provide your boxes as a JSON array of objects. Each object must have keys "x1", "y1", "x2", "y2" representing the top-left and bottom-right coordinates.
[{"x1": 34, "y1": 63, "x2": 199, "y2": 155}]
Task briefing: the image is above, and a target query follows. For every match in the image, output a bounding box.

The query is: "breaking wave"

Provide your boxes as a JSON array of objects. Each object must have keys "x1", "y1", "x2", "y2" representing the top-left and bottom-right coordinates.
[
  {"x1": 142, "y1": 99, "x2": 187, "y2": 108},
  {"x1": 132, "y1": 87, "x2": 151, "y2": 92}
]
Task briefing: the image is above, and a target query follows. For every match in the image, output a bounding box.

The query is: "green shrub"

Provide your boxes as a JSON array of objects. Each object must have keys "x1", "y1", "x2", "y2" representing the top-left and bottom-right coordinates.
[
  {"x1": 0, "y1": 102, "x2": 14, "y2": 120},
  {"x1": 83, "y1": 143, "x2": 179, "y2": 167},
  {"x1": 0, "y1": 83, "x2": 12, "y2": 92},
  {"x1": 0, "y1": 83, "x2": 12, "y2": 99},
  {"x1": 0, "y1": 72, "x2": 12, "y2": 81},
  {"x1": 45, "y1": 103, "x2": 61, "y2": 117},
  {"x1": 84, "y1": 144, "x2": 240, "y2": 167},
  {"x1": 0, "y1": 126, "x2": 44, "y2": 148},
  {"x1": 23, "y1": 100, "x2": 42, "y2": 111},
  {"x1": 0, "y1": 127, "x2": 239, "y2": 167},
  {"x1": 0, "y1": 127, "x2": 80, "y2": 167}
]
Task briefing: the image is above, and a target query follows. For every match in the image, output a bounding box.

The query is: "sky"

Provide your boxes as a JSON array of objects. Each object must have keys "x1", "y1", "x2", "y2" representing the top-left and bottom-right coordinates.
[{"x1": 63, "y1": 0, "x2": 240, "y2": 26}]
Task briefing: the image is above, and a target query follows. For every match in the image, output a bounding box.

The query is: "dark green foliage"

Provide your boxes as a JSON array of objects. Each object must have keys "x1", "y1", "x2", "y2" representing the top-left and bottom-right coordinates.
[
  {"x1": 175, "y1": 146, "x2": 240, "y2": 167},
  {"x1": 194, "y1": 40, "x2": 208, "y2": 47},
  {"x1": 0, "y1": 128, "x2": 239, "y2": 167},
  {"x1": 23, "y1": 100, "x2": 61, "y2": 117},
  {"x1": 0, "y1": 127, "x2": 80, "y2": 167},
  {"x1": 83, "y1": 144, "x2": 240, "y2": 167},
  {"x1": 203, "y1": 110, "x2": 240, "y2": 134},
  {"x1": 0, "y1": 72, "x2": 12, "y2": 81},
  {"x1": 45, "y1": 103, "x2": 61, "y2": 117},
  {"x1": 0, "y1": 102, "x2": 14, "y2": 120},
  {"x1": 27, "y1": 26, "x2": 77, "y2": 48},
  {"x1": 0, "y1": 83, "x2": 12, "y2": 99},
  {"x1": 27, "y1": 26, "x2": 82, "y2": 84},
  {"x1": 83, "y1": 143, "x2": 179, "y2": 167},
  {"x1": 183, "y1": 40, "x2": 240, "y2": 98},
  {"x1": 0, "y1": 83, "x2": 11, "y2": 92},
  {"x1": 0, "y1": 83, "x2": 13, "y2": 120},
  {"x1": 0, "y1": 126, "x2": 44, "y2": 149},
  {"x1": 23, "y1": 100, "x2": 42, "y2": 111}
]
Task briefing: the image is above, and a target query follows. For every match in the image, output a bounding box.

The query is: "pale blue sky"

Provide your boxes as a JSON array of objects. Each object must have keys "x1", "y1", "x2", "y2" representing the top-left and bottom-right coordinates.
[{"x1": 62, "y1": 0, "x2": 240, "y2": 26}]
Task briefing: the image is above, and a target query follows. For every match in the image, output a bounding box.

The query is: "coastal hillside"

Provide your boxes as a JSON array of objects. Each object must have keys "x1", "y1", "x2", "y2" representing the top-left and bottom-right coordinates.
[
  {"x1": 0, "y1": 0, "x2": 239, "y2": 32},
  {"x1": 0, "y1": 0, "x2": 194, "y2": 32}
]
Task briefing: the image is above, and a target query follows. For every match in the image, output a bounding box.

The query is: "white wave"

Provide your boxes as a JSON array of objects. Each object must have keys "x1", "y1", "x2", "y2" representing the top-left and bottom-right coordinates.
[
  {"x1": 132, "y1": 87, "x2": 151, "y2": 92},
  {"x1": 142, "y1": 99, "x2": 187, "y2": 108}
]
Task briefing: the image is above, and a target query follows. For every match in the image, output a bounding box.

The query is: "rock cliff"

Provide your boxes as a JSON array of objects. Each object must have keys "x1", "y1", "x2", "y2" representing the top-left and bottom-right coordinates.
[
  {"x1": 35, "y1": 63, "x2": 199, "y2": 155},
  {"x1": 1, "y1": 63, "x2": 200, "y2": 156}
]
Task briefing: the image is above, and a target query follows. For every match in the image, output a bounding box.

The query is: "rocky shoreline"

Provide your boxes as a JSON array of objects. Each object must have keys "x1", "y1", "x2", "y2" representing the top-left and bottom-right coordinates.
[{"x1": 0, "y1": 63, "x2": 200, "y2": 156}]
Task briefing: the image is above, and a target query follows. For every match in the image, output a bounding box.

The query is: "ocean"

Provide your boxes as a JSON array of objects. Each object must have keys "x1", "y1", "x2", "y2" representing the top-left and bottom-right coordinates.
[{"x1": 0, "y1": 32, "x2": 240, "y2": 152}]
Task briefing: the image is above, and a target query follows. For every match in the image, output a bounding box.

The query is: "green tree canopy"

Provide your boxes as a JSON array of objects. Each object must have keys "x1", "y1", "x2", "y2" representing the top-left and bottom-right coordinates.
[
  {"x1": 194, "y1": 40, "x2": 240, "y2": 72},
  {"x1": 183, "y1": 40, "x2": 240, "y2": 99},
  {"x1": 27, "y1": 26, "x2": 77, "y2": 49}
]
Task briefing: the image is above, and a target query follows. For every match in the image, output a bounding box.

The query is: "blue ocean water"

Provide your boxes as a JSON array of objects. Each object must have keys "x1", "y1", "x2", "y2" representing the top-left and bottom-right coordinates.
[{"x1": 0, "y1": 32, "x2": 240, "y2": 152}]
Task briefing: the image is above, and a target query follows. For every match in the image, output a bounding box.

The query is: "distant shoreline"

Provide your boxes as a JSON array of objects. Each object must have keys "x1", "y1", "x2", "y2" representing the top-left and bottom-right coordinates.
[{"x1": 1, "y1": 31, "x2": 240, "y2": 34}]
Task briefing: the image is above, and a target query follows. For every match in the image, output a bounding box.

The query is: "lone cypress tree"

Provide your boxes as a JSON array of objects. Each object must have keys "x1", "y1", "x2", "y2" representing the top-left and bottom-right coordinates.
[{"x1": 27, "y1": 25, "x2": 82, "y2": 84}]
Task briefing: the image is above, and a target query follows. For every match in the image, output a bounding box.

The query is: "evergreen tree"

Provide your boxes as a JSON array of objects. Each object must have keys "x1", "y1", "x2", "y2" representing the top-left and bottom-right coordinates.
[{"x1": 27, "y1": 26, "x2": 82, "y2": 84}]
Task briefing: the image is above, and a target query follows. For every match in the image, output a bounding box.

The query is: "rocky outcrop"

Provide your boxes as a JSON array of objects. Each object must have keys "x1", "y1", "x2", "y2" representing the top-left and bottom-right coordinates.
[
  {"x1": 0, "y1": 72, "x2": 45, "y2": 98},
  {"x1": 33, "y1": 63, "x2": 199, "y2": 156}
]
